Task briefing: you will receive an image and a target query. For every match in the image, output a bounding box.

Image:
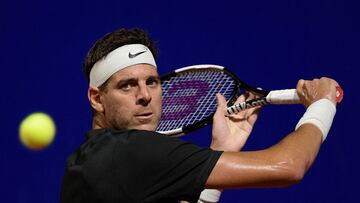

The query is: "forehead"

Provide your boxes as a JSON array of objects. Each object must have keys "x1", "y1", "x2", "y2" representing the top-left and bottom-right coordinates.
[{"x1": 111, "y1": 64, "x2": 159, "y2": 80}]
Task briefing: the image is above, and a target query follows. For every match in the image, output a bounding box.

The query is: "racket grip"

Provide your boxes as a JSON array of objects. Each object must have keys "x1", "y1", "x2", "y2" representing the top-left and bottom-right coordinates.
[
  {"x1": 267, "y1": 87, "x2": 343, "y2": 104},
  {"x1": 266, "y1": 89, "x2": 300, "y2": 104}
]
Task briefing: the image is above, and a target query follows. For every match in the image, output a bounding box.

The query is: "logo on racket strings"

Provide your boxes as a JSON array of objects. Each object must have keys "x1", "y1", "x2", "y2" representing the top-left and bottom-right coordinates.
[{"x1": 161, "y1": 80, "x2": 209, "y2": 120}]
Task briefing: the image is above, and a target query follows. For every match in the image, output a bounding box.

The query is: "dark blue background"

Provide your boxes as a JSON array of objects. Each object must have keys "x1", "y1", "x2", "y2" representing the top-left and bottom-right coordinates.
[{"x1": 1, "y1": 0, "x2": 358, "y2": 202}]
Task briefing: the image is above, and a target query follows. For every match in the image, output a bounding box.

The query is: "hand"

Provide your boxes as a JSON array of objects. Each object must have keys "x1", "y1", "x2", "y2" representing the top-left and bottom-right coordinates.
[
  {"x1": 211, "y1": 92, "x2": 261, "y2": 152},
  {"x1": 296, "y1": 77, "x2": 340, "y2": 107}
]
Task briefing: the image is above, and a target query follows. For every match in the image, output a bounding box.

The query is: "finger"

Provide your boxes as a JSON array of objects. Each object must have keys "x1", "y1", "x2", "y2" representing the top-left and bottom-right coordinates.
[
  {"x1": 235, "y1": 94, "x2": 246, "y2": 103},
  {"x1": 320, "y1": 77, "x2": 340, "y2": 88},
  {"x1": 296, "y1": 79, "x2": 305, "y2": 97},
  {"x1": 233, "y1": 90, "x2": 258, "y2": 106},
  {"x1": 297, "y1": 79, "x2": 312, "y2": 107},
  {"x1": 247, "y1": 91, "x2": 258, "y2": 100},
  {"x1": 230, "y1": 94, "x2": 248, "y2": 118},
  {"x1": 247, "y1": 107, "x2": 261, "y2": 126},
  {"x1": 229, "y1": 91, "x2": 262, "y2": 119},
  {"x1": 230, "y1": 94, "x2": 248, "y2": 117},
  {"x1": 214, "y1": 93, "x2": 227, "y2": 118}
]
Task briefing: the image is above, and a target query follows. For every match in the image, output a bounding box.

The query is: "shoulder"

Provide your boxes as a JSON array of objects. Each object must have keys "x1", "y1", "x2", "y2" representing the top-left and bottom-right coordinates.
[{"x1": 114, "y1": 129, "x2": 192, "y2": 152}]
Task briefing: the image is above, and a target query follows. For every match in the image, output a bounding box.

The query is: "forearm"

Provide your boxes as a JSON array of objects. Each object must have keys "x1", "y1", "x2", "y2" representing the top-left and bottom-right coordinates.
[
  {"x1": 206, "y1": 123, "x2": 323, "y2": 189},
  {"x1": 271, "y1": 123, "x2": 322, "y2": 173}
]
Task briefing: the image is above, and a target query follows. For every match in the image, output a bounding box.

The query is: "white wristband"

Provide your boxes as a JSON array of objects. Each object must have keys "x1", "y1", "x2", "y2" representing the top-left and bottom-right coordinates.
[
  {"x1": 199, "y1": 189, "x2": 222, "y2": 203},
  {"x1": 295, "y1": 99, "x2": 336, "y2": 142}
]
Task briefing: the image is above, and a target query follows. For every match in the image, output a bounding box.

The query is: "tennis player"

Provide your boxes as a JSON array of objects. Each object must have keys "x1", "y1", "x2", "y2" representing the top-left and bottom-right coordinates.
[{"x1": 60, "y1": 28, "x2": 340, "y2": 203}]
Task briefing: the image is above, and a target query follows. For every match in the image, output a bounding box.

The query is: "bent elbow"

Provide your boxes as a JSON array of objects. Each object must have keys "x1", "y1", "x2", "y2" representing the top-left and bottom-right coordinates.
[
  {"x1": 287, "y1": 164, "x2": 305, "y2": 185},
  {"x1": 275, "y1": 160, "x2": 306, "y2": 187}
]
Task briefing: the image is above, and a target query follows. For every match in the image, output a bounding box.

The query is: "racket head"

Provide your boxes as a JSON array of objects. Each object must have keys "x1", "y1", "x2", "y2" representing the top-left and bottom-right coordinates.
[{"x1": 156, "y1": 64, "x2": 267, "y2": 136}]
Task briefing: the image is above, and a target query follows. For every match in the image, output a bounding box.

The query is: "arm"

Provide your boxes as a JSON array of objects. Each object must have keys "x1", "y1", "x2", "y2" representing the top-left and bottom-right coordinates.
[
  {"x1": 207, "y1": 123, "x2": 321, "y2": 188},
  {"x1": 206, "y1": 77, "x2": 339, "y2": 189}
]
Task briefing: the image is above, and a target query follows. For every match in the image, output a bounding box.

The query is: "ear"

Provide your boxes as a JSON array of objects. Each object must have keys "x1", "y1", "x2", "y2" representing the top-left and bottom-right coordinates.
[{"x1": 88, "y1": 87, "x2": 104, "y2": 113}]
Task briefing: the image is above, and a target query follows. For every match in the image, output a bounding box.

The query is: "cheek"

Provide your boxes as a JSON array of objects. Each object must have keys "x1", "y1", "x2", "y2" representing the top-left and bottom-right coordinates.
[
  {"x1": 153, "y1": 90, "x2": 162, "y2": 110},
  {"x1": 105, "y1": 100, "x2": 135, "y2": 128},
  {"x1": 104, "y1": 96, "x2": 132, "y2": 117}
]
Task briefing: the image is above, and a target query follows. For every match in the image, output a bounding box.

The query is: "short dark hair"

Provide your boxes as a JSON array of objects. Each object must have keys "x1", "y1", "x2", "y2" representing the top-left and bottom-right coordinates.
[{"x1": 83, "y1": 28, "x2": 159, "y2": 83}]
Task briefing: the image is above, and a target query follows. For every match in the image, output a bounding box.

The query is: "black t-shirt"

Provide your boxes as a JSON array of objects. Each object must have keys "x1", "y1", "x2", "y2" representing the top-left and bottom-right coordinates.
[{"x1": 61, "y1": 129, "x2": 222, "y2": 203}]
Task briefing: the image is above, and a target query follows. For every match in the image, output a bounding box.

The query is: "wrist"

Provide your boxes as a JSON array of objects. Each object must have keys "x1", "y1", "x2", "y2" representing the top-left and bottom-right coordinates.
[{"x1": 295, "y1": 99, "x2": 336, "y2": 142}]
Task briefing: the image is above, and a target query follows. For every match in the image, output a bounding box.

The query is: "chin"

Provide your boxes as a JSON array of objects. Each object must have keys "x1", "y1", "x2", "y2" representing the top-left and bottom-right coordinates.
[{"x1": 129, "y1": 124, "x2": 158, "y2": 132}]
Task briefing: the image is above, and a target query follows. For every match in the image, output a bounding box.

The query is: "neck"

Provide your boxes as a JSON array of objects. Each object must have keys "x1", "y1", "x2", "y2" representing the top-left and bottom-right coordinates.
[{"x1": 92, "y1": 114, "x2": 108, "y2": 129}]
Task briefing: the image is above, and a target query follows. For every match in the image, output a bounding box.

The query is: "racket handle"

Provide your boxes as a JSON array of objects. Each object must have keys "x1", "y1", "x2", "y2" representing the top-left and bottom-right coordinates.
[
  {"x1": 226, "y1": 87, "x2": 343, "y2": 115},
  {"x1": 267, "y1": 87, "x2": 343, "y2": 104},
  {"x1": 266, "y1": 89, "x2": 300, "y2": 104}
]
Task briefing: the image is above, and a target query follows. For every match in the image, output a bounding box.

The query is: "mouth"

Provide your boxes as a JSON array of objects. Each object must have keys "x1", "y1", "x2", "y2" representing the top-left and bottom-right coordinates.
[{"x1": 135, "y1": 112, "x2": 154, "y2": 120}]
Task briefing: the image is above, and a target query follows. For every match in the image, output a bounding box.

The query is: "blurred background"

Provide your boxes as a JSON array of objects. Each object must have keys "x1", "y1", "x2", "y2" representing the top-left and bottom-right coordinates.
[{"x1": 1, "y1": 0, "x2": 358, "y2": 202}]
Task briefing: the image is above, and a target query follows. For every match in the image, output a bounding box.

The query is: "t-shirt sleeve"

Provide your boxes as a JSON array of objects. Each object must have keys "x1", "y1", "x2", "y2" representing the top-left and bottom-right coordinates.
[{"x1": 111, "y1": 130, "x2": 223, "y2": 202}]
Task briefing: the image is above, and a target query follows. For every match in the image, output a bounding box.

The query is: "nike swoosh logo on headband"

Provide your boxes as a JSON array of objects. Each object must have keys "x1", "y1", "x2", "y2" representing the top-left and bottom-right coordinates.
[{"x1": 128, "y1": 50, "x2": 147, "y2": 58}]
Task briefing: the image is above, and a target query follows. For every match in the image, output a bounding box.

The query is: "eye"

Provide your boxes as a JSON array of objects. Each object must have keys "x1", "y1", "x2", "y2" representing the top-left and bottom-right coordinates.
[
  {"x1": 117, "y1": 79, "x2": 138, "y2": 92},
  {"x1": 120, "y1": 83, "x2": 132, "y2": 91},
  {"x1": 146, "y1": 77, "x2": 160, "y2": 87}
]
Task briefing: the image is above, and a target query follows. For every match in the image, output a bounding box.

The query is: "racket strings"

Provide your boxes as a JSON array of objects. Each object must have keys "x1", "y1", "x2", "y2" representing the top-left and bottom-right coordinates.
[{"x1": 157, "y1": 69, "x2": 237, "y2": 132}]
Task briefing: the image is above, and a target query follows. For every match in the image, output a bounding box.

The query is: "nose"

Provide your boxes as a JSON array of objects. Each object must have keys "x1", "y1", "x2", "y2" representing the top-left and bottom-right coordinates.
[{"x1": 136, "y1": 83, "x2": 152, "y2": 105}]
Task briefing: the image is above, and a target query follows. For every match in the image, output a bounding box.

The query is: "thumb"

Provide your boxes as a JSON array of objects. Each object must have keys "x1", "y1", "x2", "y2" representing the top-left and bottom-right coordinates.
[{"x1": 214, "y1": 93, "x2": 227, "y2": 118}]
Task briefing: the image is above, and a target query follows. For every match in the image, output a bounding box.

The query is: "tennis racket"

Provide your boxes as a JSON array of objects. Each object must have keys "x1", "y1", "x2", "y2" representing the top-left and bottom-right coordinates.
[{"x1": 156, "y1": 64, "x2": 343, "y2": 136}]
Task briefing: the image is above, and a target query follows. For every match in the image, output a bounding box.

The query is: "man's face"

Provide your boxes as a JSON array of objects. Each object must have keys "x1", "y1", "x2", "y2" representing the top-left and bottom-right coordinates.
[{"x1": 97, "y1": 64, "x2": 162, "y2": 131}]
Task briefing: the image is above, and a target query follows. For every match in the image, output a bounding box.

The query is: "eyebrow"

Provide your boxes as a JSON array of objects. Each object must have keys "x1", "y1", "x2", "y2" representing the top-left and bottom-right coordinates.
[
  {"x1": 116, "y1": 75, "x2": 160, "y2": 86},
  {"x1": 147, "y1": 75, "x2": 161, "y2": 81}
]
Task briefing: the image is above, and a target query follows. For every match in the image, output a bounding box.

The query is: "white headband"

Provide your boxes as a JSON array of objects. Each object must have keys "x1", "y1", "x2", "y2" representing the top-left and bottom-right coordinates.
[{"x1": 89, "y1": 44, "x2": 157, "y2": 87}]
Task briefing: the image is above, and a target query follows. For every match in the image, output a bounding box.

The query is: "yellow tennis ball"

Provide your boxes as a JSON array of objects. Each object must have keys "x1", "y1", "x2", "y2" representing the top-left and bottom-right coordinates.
[{"x1": 19, "y1": 112, "x2": 56, "y2": 150}]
